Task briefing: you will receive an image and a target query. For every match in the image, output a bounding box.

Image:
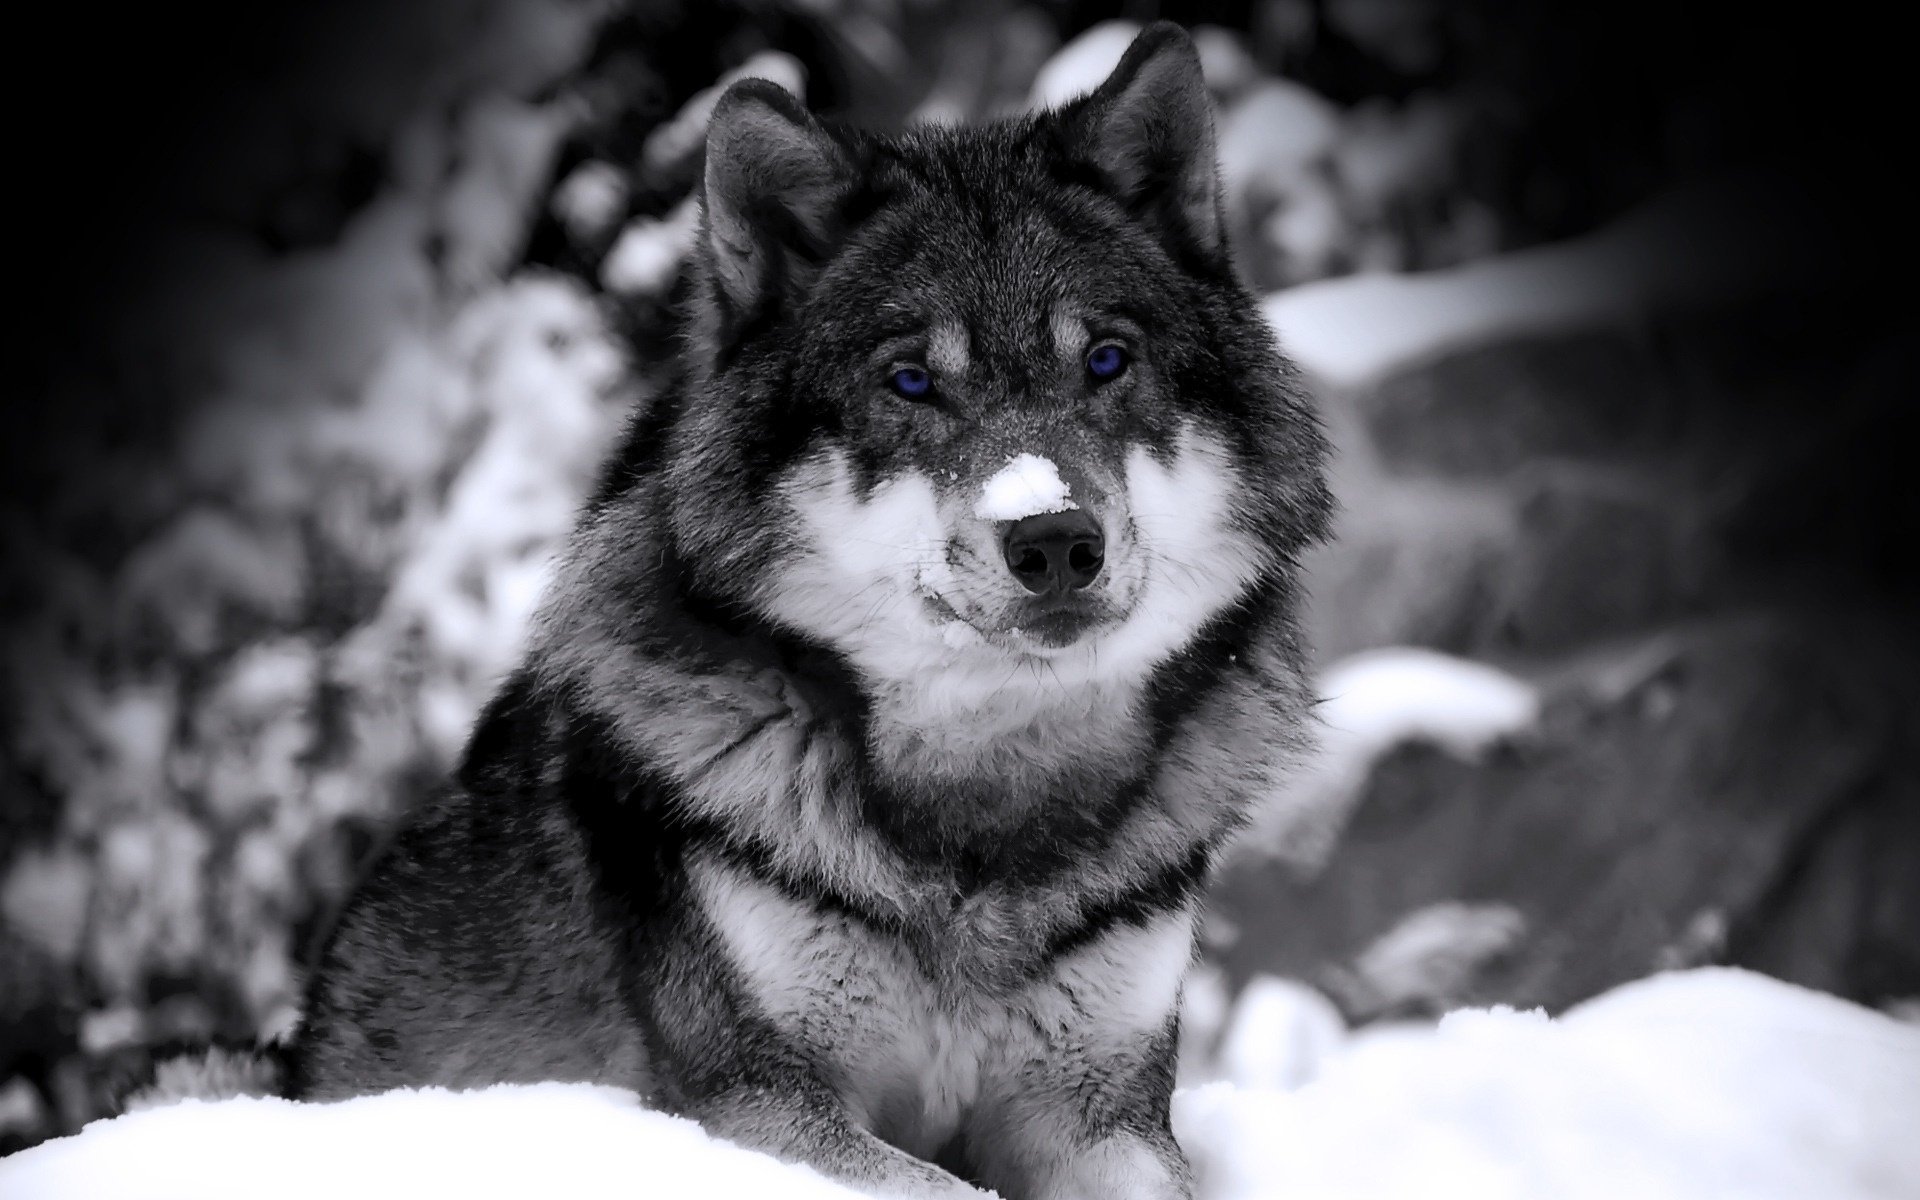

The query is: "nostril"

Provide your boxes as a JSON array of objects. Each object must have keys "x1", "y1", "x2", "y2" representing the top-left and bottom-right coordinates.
[{"x1": 1002, "y1": 512, "x2": 1105, "y2": 595}]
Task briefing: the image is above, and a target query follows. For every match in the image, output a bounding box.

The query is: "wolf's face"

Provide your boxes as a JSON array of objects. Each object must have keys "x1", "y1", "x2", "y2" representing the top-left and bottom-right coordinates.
[
  {"x1": 759, "y1": 196, "x2": 1267, "y2": 686},
  {"x1": 662, "y1": 33, "x2": 1329, "y2": 765}
]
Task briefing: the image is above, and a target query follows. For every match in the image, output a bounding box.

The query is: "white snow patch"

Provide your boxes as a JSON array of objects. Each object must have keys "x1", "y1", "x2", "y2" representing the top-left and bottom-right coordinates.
[
  {"x1": 601, "y1": 195, "x2": 699, "y2": 297},
  {"x1": 1179, "y1": 968, "x2": 1920, "y2": 1200},
  {"x1": 1266, "y1": 174, "x2": 1840, "y2": 389},
  {"x1": 551, "y1": 160, "x2": 628, "y2": 240},
  {"x1": 1029, "y1": 20, "x2": 1140, "y2": 108},
  {"x1": 1213, "y1": 975, "x2": 1347, "y2": 1091},
  {"x1": 8, "y1": 971, "x2": 1915, "y2": 1200},
  {"x1": 974, "y1": 454, "x2": 1076, "y2": 521},
  {"x1": 0, "y1": 1084, "x2": 869, "y2": 1200},
  {"x1": 1317, "y1": 646, "x2": 1539, "y2": 759}
]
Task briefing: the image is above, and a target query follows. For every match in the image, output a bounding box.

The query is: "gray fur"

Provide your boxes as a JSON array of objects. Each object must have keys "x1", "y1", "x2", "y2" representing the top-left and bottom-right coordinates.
[{"x1": 272, "y1": 22, "x2": 1331, "y2": 1200}]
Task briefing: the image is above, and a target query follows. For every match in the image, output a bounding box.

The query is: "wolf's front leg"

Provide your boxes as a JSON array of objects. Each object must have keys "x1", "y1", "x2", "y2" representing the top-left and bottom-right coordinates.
[
  {"x1": 1037, "y1": 1127, "x2": 1192, "y2": 1200},
  {"x1": 971, "y1": 1023, "x2": 1193, "y2": 1200},
  {"x1": 690, "y1": 1085, "x2": 984, "y2": 1200}
]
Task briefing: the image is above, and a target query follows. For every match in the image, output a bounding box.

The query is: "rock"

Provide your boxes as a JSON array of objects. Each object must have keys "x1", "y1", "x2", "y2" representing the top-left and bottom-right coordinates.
[
  {"x1": 1301, "y1": 474, "x2": 1510, "y2": 661},
  {"x1": 1358, "y1": 328, "x2": 1670, "y2": 477},
  {"x1": 1213, "y1": 613, "x2": 1920, "y2": 1012},
  {"x1": 1475, "y1": 463, "x2": 1710, "y2": 652}
]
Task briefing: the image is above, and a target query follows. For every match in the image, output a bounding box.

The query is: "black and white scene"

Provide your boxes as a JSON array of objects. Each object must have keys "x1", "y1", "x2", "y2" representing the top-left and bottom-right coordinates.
[{"x1": 2, "y1": 0, "x2": 1915, "y2": 1196}]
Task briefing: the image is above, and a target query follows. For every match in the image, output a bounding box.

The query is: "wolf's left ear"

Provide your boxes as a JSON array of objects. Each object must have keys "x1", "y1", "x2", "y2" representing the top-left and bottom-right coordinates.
[
  {"x1": 701, "y1": 79, "x2": 855, "y2": 318},
  {"x1": 1065, "y1": 22, "x2": 1223, "y2": 254}
]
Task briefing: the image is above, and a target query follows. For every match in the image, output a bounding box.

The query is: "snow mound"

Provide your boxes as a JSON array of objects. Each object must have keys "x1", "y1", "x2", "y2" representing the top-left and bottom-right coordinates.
[
  {"x1": 975, "y1": 454, "x2": 1076, "y2": 521},
  {"x1": 1180, "y1": 967, "x2": 1920, "y2": 1200},
  {"x1": 6, "y1": 971, "x2": 1914, "y2": 1200},
  {"x1": 0, "y1": 1083, "x2": 867, "y2": 1200}
]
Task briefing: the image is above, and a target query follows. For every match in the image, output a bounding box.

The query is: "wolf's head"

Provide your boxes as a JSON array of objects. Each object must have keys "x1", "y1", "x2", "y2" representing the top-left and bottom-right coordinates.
[{"x1": 652, "y1": 23, "x2": 1329, "y2": 786}]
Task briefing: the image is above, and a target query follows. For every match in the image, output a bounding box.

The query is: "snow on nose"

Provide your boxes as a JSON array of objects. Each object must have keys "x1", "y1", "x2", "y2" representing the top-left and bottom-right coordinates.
[{"x1": 974, "y1": 453, "x2": 1077, "y2": 522}]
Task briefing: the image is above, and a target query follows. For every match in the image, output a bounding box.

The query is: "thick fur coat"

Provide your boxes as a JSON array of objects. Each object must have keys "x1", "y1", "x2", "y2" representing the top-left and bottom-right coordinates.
[{"x1": 282, "y1": 23, "x2": 1331, "y2": 1200}]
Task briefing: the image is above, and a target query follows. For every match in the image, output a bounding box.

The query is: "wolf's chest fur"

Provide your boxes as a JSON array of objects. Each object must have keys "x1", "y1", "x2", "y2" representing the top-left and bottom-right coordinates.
[{"x1": 692, "y1": 849, "x2": 1196, "y2": 1160}]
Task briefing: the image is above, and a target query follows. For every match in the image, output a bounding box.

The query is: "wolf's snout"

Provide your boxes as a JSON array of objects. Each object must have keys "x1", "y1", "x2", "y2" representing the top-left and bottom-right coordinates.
[{"x1": 1002, "y1": 511, "x2": 1104, "y2": 595}]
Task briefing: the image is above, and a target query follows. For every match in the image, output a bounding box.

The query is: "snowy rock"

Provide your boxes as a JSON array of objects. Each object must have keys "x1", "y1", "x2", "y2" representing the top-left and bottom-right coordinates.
[
  {"x1": 1237, "y1": 647, "x2": 1538, "y2": 867},
  {"x1": 1264, "y1": 175, "x2": 1836, "y2": 391},
  {"x1": 1317, "y1": 647, "x2": 1540, "y2": 761},
  {"x1": 1298, "y1": 471, "x2": 1512, "y2": 662},
  {"x1": 1215, "y1": 615, "x2": 1919, "y2": 1013}
]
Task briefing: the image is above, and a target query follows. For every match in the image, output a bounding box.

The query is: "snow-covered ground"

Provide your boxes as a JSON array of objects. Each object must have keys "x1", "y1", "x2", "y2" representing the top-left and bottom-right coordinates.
[{"x1": 5, "y1": 968, "x2": 1914, "y2": 1199}]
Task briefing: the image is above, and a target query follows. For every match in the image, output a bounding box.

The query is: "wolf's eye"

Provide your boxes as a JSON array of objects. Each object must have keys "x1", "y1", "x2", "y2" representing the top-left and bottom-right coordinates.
[
  {"x1": 1086, "y1": 344, "x2": 1128, "y2": 380},
  {"x1": 889, "y1": 366, "x2": 933, "y2": 399}
]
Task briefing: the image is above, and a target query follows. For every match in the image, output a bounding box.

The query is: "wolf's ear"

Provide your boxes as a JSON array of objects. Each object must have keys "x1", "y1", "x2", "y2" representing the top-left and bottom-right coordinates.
[
  {"x1": 701, "y1": 80, "x2": 854, "y2": 317},
  {"x1": 1065, "y1": 22, "x2": 1223, "y2": 254}
]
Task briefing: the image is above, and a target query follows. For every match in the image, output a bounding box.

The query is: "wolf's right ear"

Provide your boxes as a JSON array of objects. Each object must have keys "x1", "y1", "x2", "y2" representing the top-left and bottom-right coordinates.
[
  {"x1": 700, "y1": 80, "x2": 854, "y2": 319},
  {"x1": 1064, "y1": 22, "x2": 1224, "y2": 256}
]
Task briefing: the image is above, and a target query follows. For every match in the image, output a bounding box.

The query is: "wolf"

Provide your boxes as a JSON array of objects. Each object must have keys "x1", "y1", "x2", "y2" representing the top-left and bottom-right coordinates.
[{"x1": 271, "y1": 22, "x2": 1329, "y2": 1200}]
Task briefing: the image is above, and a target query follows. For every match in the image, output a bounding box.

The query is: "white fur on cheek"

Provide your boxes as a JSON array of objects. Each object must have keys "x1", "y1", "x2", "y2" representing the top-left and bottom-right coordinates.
[
  {"x1": 1069, "y1": 423, "x2": 1266, "y2": 685},
  {"x1": 759, "y1": 449, "x2": 959, "y2": 671}
]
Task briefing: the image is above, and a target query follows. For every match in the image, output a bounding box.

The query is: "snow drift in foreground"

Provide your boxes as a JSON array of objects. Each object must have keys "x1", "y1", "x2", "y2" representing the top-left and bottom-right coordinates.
[{"x1": 4, "y1": 969, "x2": 1915, "y2": 1200}]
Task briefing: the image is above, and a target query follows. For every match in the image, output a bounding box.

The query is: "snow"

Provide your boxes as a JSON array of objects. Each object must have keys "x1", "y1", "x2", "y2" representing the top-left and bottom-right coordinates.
[
  {"x1": 1318, "y1": 646, "x2": 1539, "y2": 759},
  {"x1": 602, "y1": 196, "x2": 700, "y2": 297},
  {"x1": 1264, "y1": 175, "x2": 1837, "y2": 389},
  {"x1": 1210, "y1": 975, "x2": 1347, "y2": 1091},
  {"x1": 973, "y1": 454, "x2": 1077, "y2": 521},
  {"x1": 0, "y1": 1084, "x2": 868, "y2": 1200},
  {"x1": 6, "y1": 970, "x2": 1914, "y2": 1200},
  {"x1": 1177, "y1": 968, "x2": 1920, "y2": 1200},
  {"x1": 1239, "y1": 647, "x2": 1540, "y2": 866},
  {"x1": 1028, "y1": 20, "x2": 1139, "y2": 108},
  {"x1": 552, "y1": 160, "x2": 629, "y2": 240}
]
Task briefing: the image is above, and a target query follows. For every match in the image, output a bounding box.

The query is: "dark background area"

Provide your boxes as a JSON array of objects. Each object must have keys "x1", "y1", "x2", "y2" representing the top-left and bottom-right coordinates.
[{"x1": 4, "y1": 0, "x2": 1913, "y2": 1153}]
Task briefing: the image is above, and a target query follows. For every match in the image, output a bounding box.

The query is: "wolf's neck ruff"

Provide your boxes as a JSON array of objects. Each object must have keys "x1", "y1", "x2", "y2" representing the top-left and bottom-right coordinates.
[{"x1": 531, "y1": 456, "x2": 1312, "y2": 940}]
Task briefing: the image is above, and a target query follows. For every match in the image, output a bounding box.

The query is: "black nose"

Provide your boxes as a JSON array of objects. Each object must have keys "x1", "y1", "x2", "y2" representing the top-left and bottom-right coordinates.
[{"x1": 1003, "y1": 510, "x2": 1104, "y2": 595}]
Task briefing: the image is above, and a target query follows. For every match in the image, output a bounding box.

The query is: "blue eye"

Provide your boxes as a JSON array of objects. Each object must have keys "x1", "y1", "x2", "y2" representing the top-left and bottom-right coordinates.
[
  {"x1": 1087, "y1": 344, "x2": 1128, "y2": 380},
  {"x1": 889, "y1": 366, "x2": 932, "y2": 398}
]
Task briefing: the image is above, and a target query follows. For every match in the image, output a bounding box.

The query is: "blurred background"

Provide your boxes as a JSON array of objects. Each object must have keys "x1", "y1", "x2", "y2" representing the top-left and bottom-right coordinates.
[{"x1": 3, "y1": 0, "x2": 1913, "y2": 1153}]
